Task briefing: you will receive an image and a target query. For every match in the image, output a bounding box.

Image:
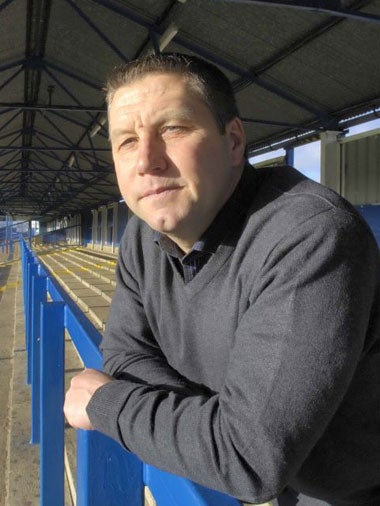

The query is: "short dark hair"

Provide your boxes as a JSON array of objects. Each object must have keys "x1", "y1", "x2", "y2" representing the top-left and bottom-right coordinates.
[{"x1": 105, "y1": 53, "x2": 240, "y2": 133}]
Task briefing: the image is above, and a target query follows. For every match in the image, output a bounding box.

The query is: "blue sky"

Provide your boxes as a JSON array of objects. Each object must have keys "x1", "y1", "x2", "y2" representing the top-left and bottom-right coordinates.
[{"x1": 251, "y1": 118, "x2": 380, "y2": 182}]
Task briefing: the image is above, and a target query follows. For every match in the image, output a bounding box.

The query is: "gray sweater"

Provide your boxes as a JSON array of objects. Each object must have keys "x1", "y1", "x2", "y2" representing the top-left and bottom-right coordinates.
[{"x1": 88, "y1": 166, "x2": 380, "y2": 505}]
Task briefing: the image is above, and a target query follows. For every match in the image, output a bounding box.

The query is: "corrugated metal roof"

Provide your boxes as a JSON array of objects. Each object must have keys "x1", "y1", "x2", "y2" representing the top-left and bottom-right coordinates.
[{"x1": 0, "y1": 0, "x2": 379, "y2": 219}]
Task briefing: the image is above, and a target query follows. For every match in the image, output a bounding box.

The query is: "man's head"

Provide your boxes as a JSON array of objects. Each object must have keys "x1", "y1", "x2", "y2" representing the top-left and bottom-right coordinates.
[
  {"x1": 106, "y1": 53, "x2": 240, "y2": 135},
  {"x1": 107, "y1": 53, "x2": 246, "y2": 252}
]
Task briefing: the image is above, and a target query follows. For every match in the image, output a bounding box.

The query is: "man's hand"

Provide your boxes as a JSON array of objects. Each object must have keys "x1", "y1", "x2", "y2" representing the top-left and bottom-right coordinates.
[{"x1": 64, "y1": 368, "x2": 113, "y2": 430}]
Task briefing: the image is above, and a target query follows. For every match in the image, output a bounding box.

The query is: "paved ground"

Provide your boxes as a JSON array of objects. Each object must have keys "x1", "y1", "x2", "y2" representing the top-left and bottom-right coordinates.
[
  {"x1": 5, "y1": 270, "x2": 41, "y2": 506},
  {"x1": 0, "y1": 264, "x2": 12, "y2": 304},
  {"x1": 0, "y1": 257, "x2": 74, "y2": 506},
  {"x1": 0, "y1": 262, "x2": 18, "y2": 506}
]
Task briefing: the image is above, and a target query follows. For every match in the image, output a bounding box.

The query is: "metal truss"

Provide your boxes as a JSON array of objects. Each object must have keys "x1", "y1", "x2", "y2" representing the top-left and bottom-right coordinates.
[{"x1": 0, "y1": 0, "x2": 379, "y2": 220}]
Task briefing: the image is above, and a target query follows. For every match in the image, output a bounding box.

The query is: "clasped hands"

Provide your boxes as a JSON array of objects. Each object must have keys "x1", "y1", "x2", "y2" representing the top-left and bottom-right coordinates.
[{"x1": 64, "y1": 368, "x2": 113, "y2": 430}]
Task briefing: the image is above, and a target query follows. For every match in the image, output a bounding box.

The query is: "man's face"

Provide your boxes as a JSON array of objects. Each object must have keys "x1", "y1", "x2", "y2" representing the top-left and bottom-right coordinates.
[{"x1": 108, "y1": 72, "x2": 245, "y2": 252}]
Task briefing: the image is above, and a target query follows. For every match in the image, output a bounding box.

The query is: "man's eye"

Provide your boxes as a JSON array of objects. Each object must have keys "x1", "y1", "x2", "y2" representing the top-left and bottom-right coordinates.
[
  {"x1": 119, "y1": 138, "x2": 136, "y2": 149},
  {"x1": 162, "y1": 125, "x2": 186, "y2": 134}
]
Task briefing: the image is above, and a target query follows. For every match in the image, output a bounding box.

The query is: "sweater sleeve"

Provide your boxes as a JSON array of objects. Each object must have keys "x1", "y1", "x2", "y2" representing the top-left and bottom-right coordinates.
[{"x1": 87, "y1": 211, "x2": 378, "y2": 504}]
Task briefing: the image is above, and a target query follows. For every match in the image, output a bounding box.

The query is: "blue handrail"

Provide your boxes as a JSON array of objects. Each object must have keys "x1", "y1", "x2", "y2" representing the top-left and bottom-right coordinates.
[{"x1": 20, "y1": 238, "x2": 241, "y2": 506}]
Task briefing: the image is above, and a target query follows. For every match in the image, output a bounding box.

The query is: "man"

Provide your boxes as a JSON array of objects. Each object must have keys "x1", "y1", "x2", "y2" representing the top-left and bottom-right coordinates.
[{"x1": 64, "y1": 53, "x2": 380, "y2": 505}]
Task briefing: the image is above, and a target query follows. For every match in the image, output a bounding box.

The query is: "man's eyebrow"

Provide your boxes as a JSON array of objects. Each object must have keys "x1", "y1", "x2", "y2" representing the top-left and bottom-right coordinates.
[
  {"x1": 110, "y1": 107, "x2": 197, "y2": 139},
  {"x1": 110, "y1": 128, "x2": 133, "y2": 140},
  {"x1": 144, "y1": 105, "x2": 198, "y2": 124},
  {"x1": 156, "y1": 107, "x2": 196, "y2": 122}
]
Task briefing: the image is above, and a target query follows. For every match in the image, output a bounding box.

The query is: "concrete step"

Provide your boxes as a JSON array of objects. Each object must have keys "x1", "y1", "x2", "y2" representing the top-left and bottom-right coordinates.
[
  {"x1": 53, "y1": 251, "x2": 116, "y2": 285},
  {"x1": 64, "y1": 249, "x2": 116, "y2": 273},
  {"x1": 76, "y1": 246, "x2": 118, "y2": 262},
  {"x1": 38, "y1": 250, "x2": 116, "y2": 331}
]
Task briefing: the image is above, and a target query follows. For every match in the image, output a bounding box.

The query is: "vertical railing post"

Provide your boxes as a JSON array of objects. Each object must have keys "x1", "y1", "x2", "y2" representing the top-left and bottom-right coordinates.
[
  {"x1": 21, "y1": 240, "x2": 27, "y2": 319},
  {"x1": 30, "y1": 274, "x2": 47, "y2": 444},
  {"x1": 24, "y1": 252, "x2": 31, "y2": 337},
  {"x1": 21, "y1": 240, "x2": 32, "y2": 319},
  {"x1": 40, "y1": 301, "x2": 65, "y2": 506},
  {"x1": 76, "y1": 429, "x2": 144, "y2": 506},
  {"x1": 26, "y1": 260, "x2": 38, "y2": 385}
]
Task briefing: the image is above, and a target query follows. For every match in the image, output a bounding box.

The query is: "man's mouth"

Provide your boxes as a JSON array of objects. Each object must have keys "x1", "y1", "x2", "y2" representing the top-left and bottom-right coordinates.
[{"x1": 140, "y1": 186, "x2": 182, "y2": 199}]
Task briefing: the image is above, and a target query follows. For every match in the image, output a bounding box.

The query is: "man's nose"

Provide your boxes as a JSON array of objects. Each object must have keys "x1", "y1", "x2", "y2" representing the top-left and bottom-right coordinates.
[{"x1": 136, "y1": 135, "x2": 167, "y2": 175}]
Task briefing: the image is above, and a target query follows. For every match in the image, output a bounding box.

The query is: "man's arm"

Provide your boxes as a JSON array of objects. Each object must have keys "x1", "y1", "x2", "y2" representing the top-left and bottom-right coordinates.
[
  {"x1": 68, "y1": 212, "x2": 379, "y2": 504},
  {"x1": 101, "y1": 257, "x2": 214, "y2": 396}
]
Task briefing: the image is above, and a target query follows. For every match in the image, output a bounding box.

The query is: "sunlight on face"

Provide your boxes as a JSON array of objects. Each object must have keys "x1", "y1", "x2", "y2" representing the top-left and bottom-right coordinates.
[{"x1": 109, "y1": 73, "x2": 245, "y2": 252}]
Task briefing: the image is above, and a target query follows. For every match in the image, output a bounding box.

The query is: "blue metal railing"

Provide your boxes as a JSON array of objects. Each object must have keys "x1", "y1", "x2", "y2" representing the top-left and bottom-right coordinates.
[{"x1": 20, "y1": 238, "x2": 241, "y2": 506}]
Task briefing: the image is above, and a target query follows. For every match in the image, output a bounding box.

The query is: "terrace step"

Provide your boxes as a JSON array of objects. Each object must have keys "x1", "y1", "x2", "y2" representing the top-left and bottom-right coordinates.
[{"x1": 37, "y1": 247, "x2": 117, "y2": 332}]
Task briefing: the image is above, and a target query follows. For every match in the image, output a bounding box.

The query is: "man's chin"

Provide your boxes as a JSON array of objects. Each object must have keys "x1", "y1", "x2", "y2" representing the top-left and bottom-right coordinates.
[{"x1": 148, "y1": 218, "x2": 179, "y2": 235}]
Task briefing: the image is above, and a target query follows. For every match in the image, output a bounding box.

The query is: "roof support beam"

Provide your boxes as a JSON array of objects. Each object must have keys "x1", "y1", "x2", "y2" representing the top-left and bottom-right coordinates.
[
  {"x1": 0, "y1": 68, "x2": 23, "y2": 93},
  {"x1": 0, "y1": 159, "x2": 20, "y2": 169},
  {"x1": 0, "y1": 103, "x2": 106, "y2": 113},
  {"x1": 0, "y1": 129, "x2": 23, "y2": 142},
  {"x1": 0, "y1": 108, "x2": 14, "y2": 116},
  {"x1": 86, "y1": 132, "x2": 100, "y2": 166},
  {"x1": 233, "y1": 0, "x2": 372, "y2": 93},
  {"x1": 34, "y1": 133, "x2": 75, "y2": 172},
  {"x1": 49, "y1": 110, "x2": 100, "y2": 132},
  {"x1": 35, "y1": 129, "x2": 73, "y2": 148},
  {"x1": 43, "y1": 67, "x2": 99, "y2": 126},
  {"x1": 31, "y1": 149, "x2": 67, "y2": 167},
  {"x1": 89, "y1": 0, "x2": 157, "y2": 32},
  {"x1": 27, "y1": 160, "x2": 104, "y2": 183},
  {"x1": 0, "y1": 146, "x2": 111, "y2": 152},
  {"x1": 1, "y1": 174, "x2": 20, "y2": 185},
  {"x1": 37, "y1": 112, "x2": 77, "y2": 146},
  {"x1": 8, "y1": 165, "x2": 112, "y2": 174},
  {"x1": 0, "y1": 110, "x2": 22, "y2": 135},
  {"x1": 42, "y1": 170, "x2": 118, "y2": 215},
  {"x1": 177, "y1": 34, "x2": 336, "y2": 124},
  {"x1": 217, "y1": 0, "x2": 380, "y2": 24},
  {"x1": 64, "y1": 0, "x2": 129, "y2": 62},
  {"x1": 79, "y1": 150, "x2": 110, "y2": 167},
  {"x1": 0, "y1": 150, "x2": 20, "y2": 166},
  {"x1": 90, "y1": 0, "x2": 335, "y2": 123},
  {"x1": 44, "y1": 61, "x2": 102, "y2": 91},
  {"x1": 22, "y1": 0, "x2": 53, "y2": 198},
  {"x1": 242, "y1": 117, "x2": 322, "y2": 130},
  {"x1": 0, "y1": 59, "x2": 24, "y2": 72}
]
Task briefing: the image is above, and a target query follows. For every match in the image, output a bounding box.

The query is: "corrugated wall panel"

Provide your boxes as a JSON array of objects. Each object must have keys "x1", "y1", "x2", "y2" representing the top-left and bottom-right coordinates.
[{"x1": 342, "y1": 131, "x2": 380, "y2": 205}]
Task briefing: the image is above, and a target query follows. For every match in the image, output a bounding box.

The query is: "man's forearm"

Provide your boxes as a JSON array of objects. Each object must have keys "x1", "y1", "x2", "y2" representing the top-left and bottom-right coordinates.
[{"x1": 103, "y1": 347, "x2": 214, "y2": 396}]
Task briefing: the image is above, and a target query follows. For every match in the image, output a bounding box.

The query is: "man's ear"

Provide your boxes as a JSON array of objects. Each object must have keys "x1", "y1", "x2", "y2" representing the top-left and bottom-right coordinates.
[{"x1": 225, "y1": 117, "x2": 246, "y2": 167}]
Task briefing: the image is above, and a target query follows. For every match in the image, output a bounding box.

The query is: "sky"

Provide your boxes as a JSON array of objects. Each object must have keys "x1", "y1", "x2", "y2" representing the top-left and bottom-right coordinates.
[{"x1": 250, "y1": 118, "x2": 380, "y2": 183}]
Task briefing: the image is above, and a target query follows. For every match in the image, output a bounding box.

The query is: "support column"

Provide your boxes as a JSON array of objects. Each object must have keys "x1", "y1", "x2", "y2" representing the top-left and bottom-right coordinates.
[
  {"x1": 5, "y1": 214, "x2": 12, "y2": 254},
  {"x1": 92, "y1": 210, "x2": 98, "y2": 249},
  {"x1": 101, "y1": 207, "x2": 107, "y2": 250},
  {"x1": 28, "y1": 220, "x2": 32, "y2": 247},
  {"x1": 320, "y1": 131, "x2": 342, "y2": 193},
  {"x1": 285, "y1": 147, "x2": 294, "y2": 167}
]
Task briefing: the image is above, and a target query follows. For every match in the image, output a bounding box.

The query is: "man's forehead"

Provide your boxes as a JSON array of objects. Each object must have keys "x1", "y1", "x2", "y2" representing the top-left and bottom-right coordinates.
[
  {"x1": 113, "y1": 72, "x2": 190, "y2": 100},
  {"x1": 108, "y1": 75, "x2": 205, "y2": 125}
]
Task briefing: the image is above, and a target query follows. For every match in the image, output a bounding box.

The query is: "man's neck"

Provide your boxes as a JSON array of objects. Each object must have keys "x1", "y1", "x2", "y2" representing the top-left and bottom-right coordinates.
[{"x1": 164, "y1": 164, "x2": 247, "y2": 254}]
